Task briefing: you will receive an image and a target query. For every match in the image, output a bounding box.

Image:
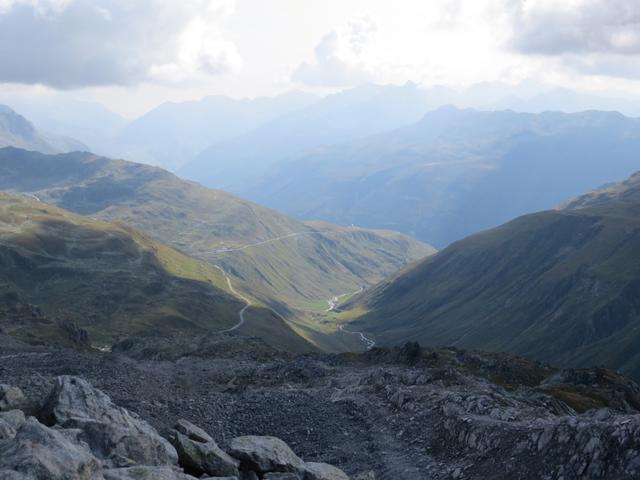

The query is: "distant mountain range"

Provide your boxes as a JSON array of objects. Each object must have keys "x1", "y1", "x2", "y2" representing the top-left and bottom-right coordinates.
[
  {"x1": 343, "y1": 171, "x2": 640, "y2": 379},
  {"x1": 0, "y1": 104, "x2": 87, "y2": 153},
  {"x1": 0, "y1": 147, "x2": 433, "y2": 351},
  {"x1": 214, "y1": 106, "x2": 640, "y2": 247},
  {"x1": 112, "y1": 91, "x2": 318, "y2": 171},
  {"x1": 180, "y1": 83, "x2": 439, "y2": 191}
]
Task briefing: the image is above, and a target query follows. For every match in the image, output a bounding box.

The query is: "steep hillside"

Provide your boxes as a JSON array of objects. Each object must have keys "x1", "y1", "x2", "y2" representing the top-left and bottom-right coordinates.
[
  {"x1": 0, "y1": 147, "x2": 433, "y2": 347},
  {"x1": 0, "y1": 105, "x2": 86, "y2": 153},
  {"x1": 180, "y1": 83, "x2": 438, "y2": 192},
  {"x1": 344, "y1": 171, "x2": 640, "y2": 379},
  {"x1": 0, "y1": 192, "x2": 310, "y2": 351},
  {"x1": 235, "y1": 107, "x2": 640, "y2": 247}
]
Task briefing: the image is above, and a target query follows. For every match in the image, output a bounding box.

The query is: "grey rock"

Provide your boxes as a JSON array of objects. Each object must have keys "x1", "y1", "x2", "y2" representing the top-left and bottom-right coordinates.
[
  {"x1": 0, "y1": 410, "x2": 26, "y2": 440},
  {"x1": 264, "y1": 474, "x2": 301, "y2": 479},
  {"x1": 0, "y1": 418, "x2": 17, "y2": 440},
  {"x1": 304, "y1": 462, "x2": 350, "y2": 480},
  {"x1": 0, "y1": 384, "x2": 26, "y2": 411},
  {"x1": 103, "y1": 466, "x2": 195, "y2": 480},
  {"x1": 170, "y1": 430, "x2": 239, "y2": 477},
  {"x1": 175, "y1": 418, "x2": 214, "y2": 443},
  {"x1": 0, "y1": 470, "x2": 32, "y2": 480},
  {"x1": 0, "y1": 417, "x2": 103, "y2": 480},
  {"x1": 228, "y1": 436, "x2": 304, "y2": 474},
  {"x1": 0, "y1": 410, "x2": 26, "y2": 429},
  {"x1": 239, "y1": 472, "x2": 259, "y2": 480},
  {"x1": 41, "y1": 375, "x2": 178, "y2": 467},
  {"x1": 352, "y1": 473, "x2": 375, "y2": 480}
]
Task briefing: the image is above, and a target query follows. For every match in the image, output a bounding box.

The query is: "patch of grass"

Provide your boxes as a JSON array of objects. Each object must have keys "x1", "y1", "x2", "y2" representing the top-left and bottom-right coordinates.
[{"x1": 546, "y1": 385, "x2": 608, "y2": 413}]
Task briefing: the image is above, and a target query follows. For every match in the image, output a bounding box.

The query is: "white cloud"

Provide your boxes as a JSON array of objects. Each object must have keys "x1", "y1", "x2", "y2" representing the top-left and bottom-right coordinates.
[
  {"x1": 0, "y1": 0, "x2": 242, "y2": 88},
  {"x1": 508, "y1": 0, "x2": 640, "y2": 55},
  {"x1": 291, "y1": 16, "x2": 379, "y2": 87},
  {"x1": 503, "y1": 0, "x2": 640, "y2": 80}
]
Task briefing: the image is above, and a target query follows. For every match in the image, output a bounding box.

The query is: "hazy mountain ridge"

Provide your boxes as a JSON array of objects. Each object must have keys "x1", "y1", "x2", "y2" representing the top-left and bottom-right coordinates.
[
  {"x1": 0, "y1": 104, "x2": 87, "y2": 154},
  {"x1": 180, "y1": 83, "x2": 439, "y2": 191},
  {"x1": 111, "y1": 91, "x2": 318, "y2": 170},
  {"x1": 231, "y1": 106, "x2": 640, "y2": 247},
  {"x1": 343, "y1": 170, "x2": 640, "y2": 379}
]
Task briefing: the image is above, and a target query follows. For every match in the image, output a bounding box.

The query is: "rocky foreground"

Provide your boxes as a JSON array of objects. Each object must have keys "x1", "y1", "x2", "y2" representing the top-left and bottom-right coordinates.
[
  {"x1": 1, "y1": 333, "x2": 640, "y2": 479},
  {"x1": 0, "y1": 375, "x2": 347, "y2": 479}
]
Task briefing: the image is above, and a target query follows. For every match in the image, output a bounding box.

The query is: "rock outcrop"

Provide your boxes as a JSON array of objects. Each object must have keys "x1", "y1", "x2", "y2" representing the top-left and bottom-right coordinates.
[
  {"x1": 0, "y1": 376, "x2": 351, "y2": 480},
  {"x1": 0, "y1": 417, "x2": 102, "y2": 480},
  {"x1": 41, "y1": 376, "x2": 178, "y2": 467}
]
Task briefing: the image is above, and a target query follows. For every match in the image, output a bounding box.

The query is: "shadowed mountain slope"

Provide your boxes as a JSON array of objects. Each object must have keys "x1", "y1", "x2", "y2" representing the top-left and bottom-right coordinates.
[{"x1": 344, "y1": 171, "x2": 640, "y2": 379}]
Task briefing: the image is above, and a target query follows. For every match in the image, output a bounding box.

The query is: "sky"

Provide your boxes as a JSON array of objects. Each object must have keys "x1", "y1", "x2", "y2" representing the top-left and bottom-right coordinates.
[{"x1": 2, "y1": 0, "x2": 640, "y2": 117}]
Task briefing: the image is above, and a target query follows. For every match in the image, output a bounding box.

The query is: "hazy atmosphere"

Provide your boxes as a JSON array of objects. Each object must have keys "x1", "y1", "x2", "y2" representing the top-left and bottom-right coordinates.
[
  {"x1": 3, "y1": 0, "x2": 640, "y2": 116},
  {"x1": 2, "y1": 2, "x2": 640, "y2": 479}
]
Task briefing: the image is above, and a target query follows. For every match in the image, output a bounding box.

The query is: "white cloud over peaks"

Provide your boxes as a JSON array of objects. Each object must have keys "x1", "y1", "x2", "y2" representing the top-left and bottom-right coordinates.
[
  {"x1": 292, "y1": 17, "x2": 379, "y2": 87},
  {"x1": 508, "y1": 0, "x2": 640, "y2": 55},
  {"x1": 0, "y1": 0, "x2": 242, "y2": 88},
  {"x1": 504, "y1": 0, "x2": 640, "y2": 80}
]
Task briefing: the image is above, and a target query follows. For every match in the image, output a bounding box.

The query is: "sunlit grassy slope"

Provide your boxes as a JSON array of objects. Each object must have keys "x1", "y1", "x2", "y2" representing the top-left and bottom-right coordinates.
[{"x1": 0, "y1": 193, "x2": 312, "y2": 351}]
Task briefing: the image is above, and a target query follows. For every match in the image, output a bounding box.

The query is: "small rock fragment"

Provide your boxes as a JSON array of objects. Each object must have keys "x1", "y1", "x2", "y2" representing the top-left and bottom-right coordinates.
[{"x1": 0, "y1": 385, "x2": 26, "y2": 412}]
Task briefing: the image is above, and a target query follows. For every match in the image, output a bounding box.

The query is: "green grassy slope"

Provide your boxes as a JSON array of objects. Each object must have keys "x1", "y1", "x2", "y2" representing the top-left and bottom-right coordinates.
[
  {"x1": 344, "y1": 171, "x2": 640, "y2": 378},
  {"x1": 0, "y1": 147, "x2": 434, "y2": 330},
  {"x1": 0, "y1": 193, "x2": 312, "y2": 352}
]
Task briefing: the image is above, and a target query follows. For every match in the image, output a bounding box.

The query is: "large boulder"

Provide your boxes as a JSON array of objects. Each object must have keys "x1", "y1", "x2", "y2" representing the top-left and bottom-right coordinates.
[
  {"x1": 169, "y1": 421, "x2": 239, "y2": 477},
  {"x1": 41, "y1": 376, "x2": 178, "y2": 467},
  {"x1": 303, "y1": 462, "x2": 350, "y2": 480},
  {"x1": 0, "y1": 417, "x2": 103, "y2": 480},
  {"x1": 0, "y1": 385, "x2": 26, "y2": 412},
  {"x1": 228, "y1": 436, "x2": 305, "y2": 474}
]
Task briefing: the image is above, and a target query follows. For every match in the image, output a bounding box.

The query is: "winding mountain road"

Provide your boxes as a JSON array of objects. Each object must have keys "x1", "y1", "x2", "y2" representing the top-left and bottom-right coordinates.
[
  {"x1": 326, "y1": 287, "x2": 376, "y2": 350},
  {"x1": 210, "y1": 232, "x2": 376, "y2": 350},
  {"x1": 202, "y1": 230, "x2": 346, "y2": 255},
  {"x1": 214, "y1": 265, "x2": 251, "y2": 333},
  {"x1": 338, "y1": 324, "x2": 376, "y2": 350}
]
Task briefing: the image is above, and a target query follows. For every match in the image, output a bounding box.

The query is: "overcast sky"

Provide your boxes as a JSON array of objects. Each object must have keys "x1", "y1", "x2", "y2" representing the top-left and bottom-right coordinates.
[{"x1": 2, "y1": 0, "x2": 640, "y2": 117}]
